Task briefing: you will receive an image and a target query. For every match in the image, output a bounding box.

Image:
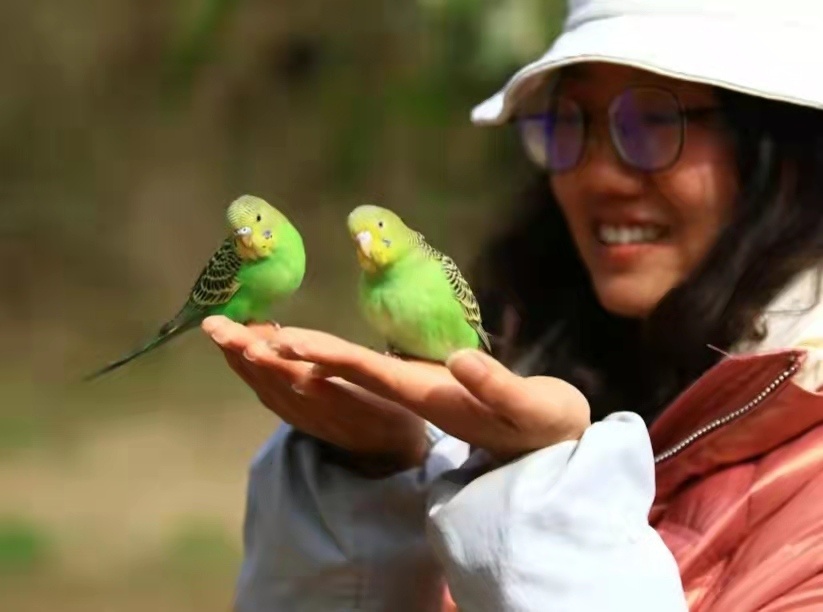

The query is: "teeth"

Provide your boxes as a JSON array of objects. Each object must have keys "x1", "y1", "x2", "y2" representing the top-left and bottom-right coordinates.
[{"x1": 597, "y1": 225, "x2": 663, "y2": 245}]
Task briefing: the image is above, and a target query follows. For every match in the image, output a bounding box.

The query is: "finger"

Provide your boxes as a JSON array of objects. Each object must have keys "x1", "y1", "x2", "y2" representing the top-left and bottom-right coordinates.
[
  {"x1": 268, "y1": 327, "x2": 448, "y2": 396},
  {"x1": 289, "y1": 378, "x2": 427, "y2": 459},
  {"x1": 268, "y1": 327, "x2": 385, "y2": 364},
  {"x1": 222, "y1": 349, "x2": 285, "y2": 413},
  {"x1": 268, "y1": 327, "x2": 442, "y2": 377},
  {"x1": 445, "y1": 349, "x2": 532, "y2": 412},
  {"x1": 224, "y1": 349, "x2": 290, "y2": 394},
  {"x1": 204, "y1": 318, "x2": 258, "y2": 352},
  {"x1": 308, "y1": 354, "x2": 457, "y2": 409},
  {"x1": 222, "y1": 348, "x2": 257, "y2": 387},
  {"x1": 447, "y1": 350, "x2": 591, "y2": 441},
  {"x1": 203, "y1": 317, "x2": 282, "y2": 351},
  {"x1": 211, "y1": 330, "x2": 379, "y2": 436},
  {"x1": 229, "y1": 356, "x2": 319, "y2": 430},
  {"x1": 223, "y1": 349, "x2": 291, "y2": 402},
  {"x1": 242, "y1": 339, "x2": 320, "y2": 388},
  {"x1": 202, "y1": 315, "x2": 230, "y2": 336},
  {"x1": 307, "y1": 358, "x2": 489, "y2": 443},
  {"x1": 243, "y1": 321, "x2": 282, "y2": 341},
  {"x1": 303, "y1": 376, "x2": 405, "y2": 412},
  {"x1": 263, "y1": 327, "x2": 495, "y2": 434}
]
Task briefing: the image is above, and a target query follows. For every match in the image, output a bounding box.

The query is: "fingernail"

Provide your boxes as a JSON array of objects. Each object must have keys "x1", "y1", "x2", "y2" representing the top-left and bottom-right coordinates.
[
  {"x1": 446, "y1": 349, "x2": 488, "y2": 379},
  {"x1": 309, "y1": 364, "x2": 332, "y2": 379},
  {"x1": 291, "y1": 383, "x2": 306, "y2": 395},
  {"x1": 211, "y1": 332, "x2": 228, "y2": 345},
  {"x1": 243, "y1": 341, "x2": 268, "y2": 362},
  {"x1": 202, "y1": 317, "x2": 220, "y2": 333},
  {"x1": 269, "y1": 340, "x2": 305, "y2": 359}
]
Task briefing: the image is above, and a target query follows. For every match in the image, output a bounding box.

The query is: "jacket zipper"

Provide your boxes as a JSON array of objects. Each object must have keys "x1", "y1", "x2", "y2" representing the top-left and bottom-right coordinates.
[{"x1": 653, "y1": 356, "x2": 802, "y2": 464}]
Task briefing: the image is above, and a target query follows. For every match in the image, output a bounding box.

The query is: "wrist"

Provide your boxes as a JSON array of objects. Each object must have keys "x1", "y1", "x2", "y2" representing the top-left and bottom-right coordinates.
[{"x1": 315, "y1": 434, "x2": 431, "y2": 478}]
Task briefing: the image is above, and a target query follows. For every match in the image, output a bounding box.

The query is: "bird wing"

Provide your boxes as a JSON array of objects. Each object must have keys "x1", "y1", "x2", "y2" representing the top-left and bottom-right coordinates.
[
  {"x1": 185, "y1": 237, "x2": 244, "y2": 311},
  {"x1": 413, "y1": 231, "x2": 492, "y2": 353},
  {"x1": 83, "y1": 238, "x2": 244, "y2": 380},
  {"x1": 161, "y1": 237, "x2": 244, "y2": 333}
]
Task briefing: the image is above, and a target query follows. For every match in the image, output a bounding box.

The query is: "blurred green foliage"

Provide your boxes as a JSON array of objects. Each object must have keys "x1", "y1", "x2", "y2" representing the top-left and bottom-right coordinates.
[
  {"x1": 0, "y1": 516, "x2": 52, "y2": 575},
  {"x1": 162, "y1": 518, "x2": 240, "y2": 577}
]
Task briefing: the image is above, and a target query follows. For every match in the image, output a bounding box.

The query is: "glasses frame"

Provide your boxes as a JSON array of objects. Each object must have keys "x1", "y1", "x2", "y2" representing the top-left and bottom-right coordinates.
[{"x1": 515, "y1": 86, "x2": 720, "y2": 174}]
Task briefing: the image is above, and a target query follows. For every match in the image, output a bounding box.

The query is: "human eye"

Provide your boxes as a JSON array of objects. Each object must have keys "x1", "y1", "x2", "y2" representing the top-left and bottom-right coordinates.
[
  {"x1": 547, "y1": 98, "x2": 583, "y2": 127},
  {"x1": 640, "y1": 111, "x2": 680, "y2": 127}
]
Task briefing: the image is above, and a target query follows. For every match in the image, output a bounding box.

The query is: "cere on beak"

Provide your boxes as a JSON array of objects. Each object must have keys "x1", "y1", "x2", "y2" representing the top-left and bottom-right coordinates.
[{"x1": 355, "y1": 230, "x2": 373, "y2": 257}]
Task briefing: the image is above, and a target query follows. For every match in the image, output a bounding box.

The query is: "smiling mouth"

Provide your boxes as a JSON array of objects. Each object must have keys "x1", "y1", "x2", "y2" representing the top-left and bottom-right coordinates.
[{"x1": 595, "y1": 223, "x2": 669, "y2": 246}]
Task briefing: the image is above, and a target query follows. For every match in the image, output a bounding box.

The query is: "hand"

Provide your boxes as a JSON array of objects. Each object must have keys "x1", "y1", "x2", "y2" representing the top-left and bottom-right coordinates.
[
  {"x1": 202, "y1": 316, "x2": 429, "y2": 474},
  {"x1": 266, "y1": 328, "x2": 592, "y2": 462}
]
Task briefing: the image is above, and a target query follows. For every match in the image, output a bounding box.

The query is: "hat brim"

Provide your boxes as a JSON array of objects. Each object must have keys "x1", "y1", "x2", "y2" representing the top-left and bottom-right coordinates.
[{"x1": 471, "y1": 12, "x2": 823, "y2": 125}]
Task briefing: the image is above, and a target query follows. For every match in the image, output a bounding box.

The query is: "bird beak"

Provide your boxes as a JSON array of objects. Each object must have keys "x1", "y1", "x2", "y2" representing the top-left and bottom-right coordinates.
[
  {"x1": 234, "y1": 226, "x2": 253, "y2": 248},
  {"x1": 354, "y1": 230, "x2": 372, "y2": 258}
]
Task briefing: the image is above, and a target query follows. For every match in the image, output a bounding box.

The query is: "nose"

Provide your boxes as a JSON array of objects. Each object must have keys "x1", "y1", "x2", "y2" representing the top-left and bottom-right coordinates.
[{"x1": 579, "y1": 120, "x2": 647, "y2": 197}]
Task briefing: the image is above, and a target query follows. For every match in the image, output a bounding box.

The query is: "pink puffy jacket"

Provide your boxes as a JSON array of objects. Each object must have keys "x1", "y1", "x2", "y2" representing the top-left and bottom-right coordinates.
[
  {"x1": 442, "y1": 273, "x2": 823, "y2": 611},
  {"x1": 650, "y1": 345, "x2": 823, "y2": 610},
  {"x1": 439, "y1": 347, "x2": 823, "y2": 611}
]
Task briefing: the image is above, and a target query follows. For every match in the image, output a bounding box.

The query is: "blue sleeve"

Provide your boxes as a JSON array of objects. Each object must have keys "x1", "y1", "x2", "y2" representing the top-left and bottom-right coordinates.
[{"x1": 234, "y1": 422, "x2": 470, "y2": 612}]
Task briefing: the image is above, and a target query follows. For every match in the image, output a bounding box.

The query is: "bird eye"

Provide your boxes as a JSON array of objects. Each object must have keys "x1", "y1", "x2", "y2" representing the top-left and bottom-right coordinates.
[
  {"x1": 377, "y1": 220, "x2": 384, "y2": 229},
  {"x1": 256, "y1": 214, "x2": 261, "y2": 222}
]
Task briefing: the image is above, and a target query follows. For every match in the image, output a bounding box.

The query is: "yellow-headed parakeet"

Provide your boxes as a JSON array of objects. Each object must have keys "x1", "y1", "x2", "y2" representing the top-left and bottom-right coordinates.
[
  {"x1": 85, "y1": 194, "x2": 306, "y2": 380},
  {"x1": 347, "y1": 204, "x2": 492, "y2": 362}
]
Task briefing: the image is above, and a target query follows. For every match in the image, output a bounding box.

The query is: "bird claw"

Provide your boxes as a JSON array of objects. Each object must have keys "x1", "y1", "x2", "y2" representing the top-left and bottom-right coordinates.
[
  {"x1": 383, "y1": 345, "x2": 408, "y2": 360},
  {"x1": 268, "y1": 320, "x2": 282, "y2": 330}
]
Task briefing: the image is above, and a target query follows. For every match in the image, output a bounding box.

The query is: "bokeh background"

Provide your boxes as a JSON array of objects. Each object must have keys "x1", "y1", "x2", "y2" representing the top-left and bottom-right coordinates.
[{"x1": 1, "y1": 1, "x2": 563, "y2": 609}]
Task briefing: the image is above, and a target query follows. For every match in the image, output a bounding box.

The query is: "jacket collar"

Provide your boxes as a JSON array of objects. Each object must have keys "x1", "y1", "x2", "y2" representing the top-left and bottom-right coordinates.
[{"x1": 651, "y1": 267, "x2": 823, "y2": 502}]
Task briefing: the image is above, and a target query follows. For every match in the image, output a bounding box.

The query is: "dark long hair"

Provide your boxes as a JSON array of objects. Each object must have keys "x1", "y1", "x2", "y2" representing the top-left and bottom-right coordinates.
[{"x1": 473, "y1": 89, "x2": 823, "y2": 424}]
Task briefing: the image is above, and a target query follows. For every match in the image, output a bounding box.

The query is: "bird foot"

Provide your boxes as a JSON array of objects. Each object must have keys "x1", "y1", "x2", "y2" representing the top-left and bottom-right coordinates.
[
  {"x1": 384, "y1": 345, "x2": 418, "y2": 360},
  {"x1": 268, "y1": 320, "x2": 282, "y2": 330}
]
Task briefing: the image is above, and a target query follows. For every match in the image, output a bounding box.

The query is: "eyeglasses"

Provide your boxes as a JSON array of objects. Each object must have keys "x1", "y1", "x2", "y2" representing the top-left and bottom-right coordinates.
[{"x1": 516, "y1": 86, "x2": 721, "y2": 173}]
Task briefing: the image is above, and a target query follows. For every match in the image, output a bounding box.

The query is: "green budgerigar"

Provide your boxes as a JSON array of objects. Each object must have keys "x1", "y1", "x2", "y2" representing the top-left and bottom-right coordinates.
[
  {"x1": 347, "y1": 204, "x2": 492, "y2": 363},
  {"x1": 85, "y1": 194, "x2": 306, "y2": 380}
]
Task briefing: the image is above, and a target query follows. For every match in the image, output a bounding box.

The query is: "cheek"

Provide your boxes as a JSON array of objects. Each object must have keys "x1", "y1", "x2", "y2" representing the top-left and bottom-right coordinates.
[
  {"x1": 656, "y1": 131, "x2": 738, "y2": 253},
  {"x1": 372, "y1": 244, "x2": 392, "y2": 268},
  {"x1": 549, "y1": 176, "x2": 585, "y2": 229},
  {"x1": 254, "y1": 237, "x2": 271, "y2": 254}
]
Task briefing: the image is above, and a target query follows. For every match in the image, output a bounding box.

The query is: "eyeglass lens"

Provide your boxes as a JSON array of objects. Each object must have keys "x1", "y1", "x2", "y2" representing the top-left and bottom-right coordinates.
[{"x1": 518, "y1": 87, "x2": 686, "y2": 172}]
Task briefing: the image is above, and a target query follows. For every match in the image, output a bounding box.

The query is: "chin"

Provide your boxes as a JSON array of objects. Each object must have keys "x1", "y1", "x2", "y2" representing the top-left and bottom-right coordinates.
[{"x1": 592, "y1": 280, "x2": 663, "y2": 319}]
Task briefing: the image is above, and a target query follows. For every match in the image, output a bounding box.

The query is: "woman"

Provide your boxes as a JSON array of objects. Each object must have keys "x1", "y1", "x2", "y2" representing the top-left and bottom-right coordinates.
[{"x1": 207, "y1": 0, "x2": 823, "y2": 609}]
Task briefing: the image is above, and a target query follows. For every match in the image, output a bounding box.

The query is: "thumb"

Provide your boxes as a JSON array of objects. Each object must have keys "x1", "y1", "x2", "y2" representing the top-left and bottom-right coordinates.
[
  {"x1": 446, "y1": 349, "x2": 528, "y2": 410},
  {"x1": 448, "y1": 350, "x2": 591, "y2": 433}
]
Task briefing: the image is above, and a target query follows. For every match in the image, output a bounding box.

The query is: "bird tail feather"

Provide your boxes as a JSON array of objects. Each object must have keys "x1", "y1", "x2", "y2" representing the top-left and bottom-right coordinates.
[{"x1": 83, "y1": 312, "x2": 200, "y2": 381}]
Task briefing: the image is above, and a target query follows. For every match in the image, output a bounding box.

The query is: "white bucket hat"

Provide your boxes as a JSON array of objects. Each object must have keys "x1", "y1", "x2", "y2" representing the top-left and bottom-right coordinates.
[{"x1": 471, "y1": 0, "x2": 823, "y2": 126}]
